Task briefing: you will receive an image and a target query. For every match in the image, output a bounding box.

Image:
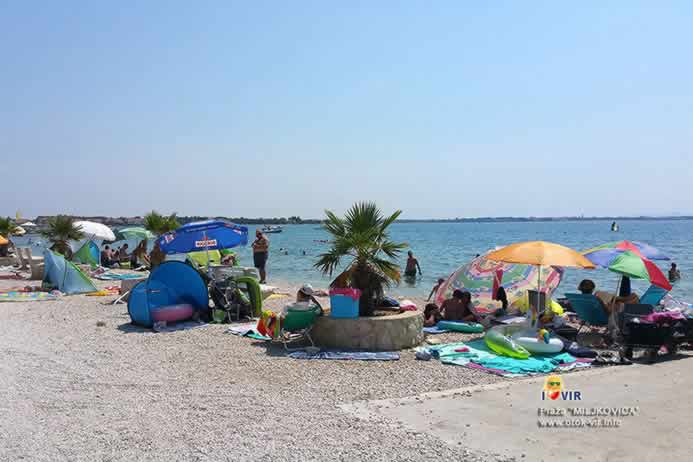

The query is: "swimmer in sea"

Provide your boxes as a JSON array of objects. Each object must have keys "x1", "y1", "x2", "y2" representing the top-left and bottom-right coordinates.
[{"x1": 404, "y1": 250, "x2": 422, "y2": 278}]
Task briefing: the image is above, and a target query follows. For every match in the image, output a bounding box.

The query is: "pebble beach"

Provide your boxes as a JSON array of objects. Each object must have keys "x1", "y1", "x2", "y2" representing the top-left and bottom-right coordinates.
[{"x1": 0, "y1": 276, "x2": 516, "y2": 462}]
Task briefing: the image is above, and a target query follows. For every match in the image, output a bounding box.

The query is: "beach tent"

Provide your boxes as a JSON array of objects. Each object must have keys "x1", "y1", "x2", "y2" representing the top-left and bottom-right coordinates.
[
  {"x1": 127, "y1": 261, "x2": 208, "y2": 327},
  {"x1": 73, "y1": 240, "x2": 100, "y2": 267},
  {"x1": 43, "y1": 250, "x2": 98, "y2": 295}
]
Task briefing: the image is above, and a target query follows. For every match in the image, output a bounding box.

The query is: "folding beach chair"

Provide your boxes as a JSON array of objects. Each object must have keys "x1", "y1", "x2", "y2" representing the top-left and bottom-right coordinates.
[
  {"x1": 639, "y1": 285, "x2": 668, "y2": 307},
  {"x1": 564, "y1": 293, "x2": 610, "y2": 334},
  {"x1": 274, "y1": 305, "x2": 321, "y2": 351}
]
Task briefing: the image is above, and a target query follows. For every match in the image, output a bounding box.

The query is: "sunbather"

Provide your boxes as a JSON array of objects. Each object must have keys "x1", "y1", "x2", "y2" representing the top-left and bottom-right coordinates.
[
  {"x1": 427, "y1": 278, "x2": 445, "y2": 301},
  {"x1": 295, "y1": 284, "x2": 323, "y2": 313},
  {"x1": 578, "y1": 279, "x2": 638, "y2": 314},
  {"x1": 130, "y1": 240, "x2": 150, "y2": 268},
  {"x1": 441, "y1": 289, "x2": 477, "y2": 322},
  {"x1": 100, "y1": 245, "x2": 119, "y2": 268},
  {"x1": 423, "y1": 303, "x2": 442, "y2": 326}
]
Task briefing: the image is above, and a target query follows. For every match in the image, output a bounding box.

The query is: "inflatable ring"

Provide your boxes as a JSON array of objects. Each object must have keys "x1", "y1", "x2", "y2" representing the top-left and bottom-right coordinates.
[
  {"x1": 511, "y1": 329, "x2": 563, "y2": 354},
  {"x1": 484, "y1": 325, "x2": 530, "y2": 359},
  {"x1": 436, "y1": 320, "x2": 485, "y2": 333}
]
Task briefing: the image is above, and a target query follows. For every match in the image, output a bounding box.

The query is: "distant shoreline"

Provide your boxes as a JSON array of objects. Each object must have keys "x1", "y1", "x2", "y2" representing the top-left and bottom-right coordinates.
[{"x1": 22, "y1": 214, "x2": 693, "y2": 227}]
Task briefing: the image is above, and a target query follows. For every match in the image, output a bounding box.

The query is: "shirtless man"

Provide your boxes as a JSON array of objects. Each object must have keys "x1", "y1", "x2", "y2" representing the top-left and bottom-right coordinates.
[{"x1": 404, "y1": 250, "x2": 422, "y2": 278}]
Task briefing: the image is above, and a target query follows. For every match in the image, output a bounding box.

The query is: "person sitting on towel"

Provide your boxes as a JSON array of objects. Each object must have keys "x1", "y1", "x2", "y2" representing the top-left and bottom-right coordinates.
[
  {"x1": 441, "y1": 289, "x2": 477, "y2": 322},
  {"x1": 101, "y1": 245, "x2": 118, "y2": 268},
  {"x1": 423, "y1": 303, "x2": 442, "y2": 327}
]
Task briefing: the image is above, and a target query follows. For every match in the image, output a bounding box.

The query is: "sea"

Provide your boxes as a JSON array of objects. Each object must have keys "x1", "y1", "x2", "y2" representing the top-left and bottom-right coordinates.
[{"x1": 13, "y1": 220, "x2": 693, "y2": 302}]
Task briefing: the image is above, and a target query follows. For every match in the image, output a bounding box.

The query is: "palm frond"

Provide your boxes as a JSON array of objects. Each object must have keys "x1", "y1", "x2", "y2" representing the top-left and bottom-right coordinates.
[{"x1": 315, "y1": 201, "x2": 405, "y2": 315}]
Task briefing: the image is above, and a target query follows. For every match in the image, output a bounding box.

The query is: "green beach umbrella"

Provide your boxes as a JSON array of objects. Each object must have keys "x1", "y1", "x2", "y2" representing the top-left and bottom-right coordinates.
[{"x1": 114, "y1": 227, "x2": 155, "y2": 241}]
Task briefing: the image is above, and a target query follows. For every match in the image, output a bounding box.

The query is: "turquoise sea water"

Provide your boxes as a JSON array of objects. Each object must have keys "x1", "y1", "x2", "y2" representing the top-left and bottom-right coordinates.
[{"x1": 13, "y1": 220, "x2": 693, "y2": 301}]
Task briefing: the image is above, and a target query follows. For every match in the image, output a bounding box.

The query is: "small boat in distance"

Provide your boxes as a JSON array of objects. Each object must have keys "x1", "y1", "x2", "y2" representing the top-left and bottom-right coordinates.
[
  {"x1": 611, "y1": 221, "x2": 619, "y2": 232},
  {"x1": 262, "y1": 225, "x2": 283, "y2": 234}
]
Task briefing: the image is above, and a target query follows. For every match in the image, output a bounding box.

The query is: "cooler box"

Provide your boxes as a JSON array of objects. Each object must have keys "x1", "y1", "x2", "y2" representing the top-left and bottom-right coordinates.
[{"x1": 329, "y1": 288, "x2": 361, "y2": 318}]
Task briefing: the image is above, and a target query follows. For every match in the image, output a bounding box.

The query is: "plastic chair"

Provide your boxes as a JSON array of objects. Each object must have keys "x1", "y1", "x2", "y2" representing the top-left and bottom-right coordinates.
[
  {"x1": 639, "y1": 285, "x2": 668, "y2": 306},
  {"x1": 276, "y1": 305, "x2": 321, "y2": 351},
  {"x1": 564, "y1": 293, "x2": 610, "y2": 334}
]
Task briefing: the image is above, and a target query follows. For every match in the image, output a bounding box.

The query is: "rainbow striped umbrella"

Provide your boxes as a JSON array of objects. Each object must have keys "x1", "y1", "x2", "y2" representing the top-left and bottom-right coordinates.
[
  {"x1": 434, "y1": 253, "x2": 564, "y2": 315},
  {"x1": 583, "y1": 241, "x2": 671, "y2": 290}
]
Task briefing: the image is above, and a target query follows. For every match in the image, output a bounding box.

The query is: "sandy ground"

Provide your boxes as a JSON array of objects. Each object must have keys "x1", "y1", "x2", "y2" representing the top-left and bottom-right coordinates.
[{"x1": 1, "y1": 273, "x2": 689, "y2": 461}]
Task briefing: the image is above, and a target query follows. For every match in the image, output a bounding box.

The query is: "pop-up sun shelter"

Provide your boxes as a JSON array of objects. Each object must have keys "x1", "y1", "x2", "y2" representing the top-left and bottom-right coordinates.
[
  {"x1": 73, "y1": 240, "x2": 100, "y2": 267},
  {"x1": 43, "y1": 249, "x2": 98, "y2": 294},
  {"x1": 127, "y1": 261, "x2": 209, "y2": 327}
]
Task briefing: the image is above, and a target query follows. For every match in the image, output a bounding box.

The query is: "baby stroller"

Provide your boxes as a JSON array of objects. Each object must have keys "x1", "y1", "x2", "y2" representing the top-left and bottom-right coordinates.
[
  {"x1": 617, "y1": 304, "x2": 690, "y2": 362},
  {"x1": 208, "y1": 275, "x2": 262, "y2": 323}
]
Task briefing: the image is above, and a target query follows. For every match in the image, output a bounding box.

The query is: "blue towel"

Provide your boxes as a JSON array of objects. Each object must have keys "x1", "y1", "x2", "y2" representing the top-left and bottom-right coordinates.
[
  {"x1": 428, "y1": 339, "x2": 582, "y2": 376},
  {"x1": 288, "y1": 350, "x2": 400, "y2": 361}
]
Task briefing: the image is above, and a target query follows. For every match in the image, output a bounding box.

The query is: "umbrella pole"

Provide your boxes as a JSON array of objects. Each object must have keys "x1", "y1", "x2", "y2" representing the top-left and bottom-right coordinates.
[{"x1": 205, "y1": 231, "x2": 212, "y2": 279}]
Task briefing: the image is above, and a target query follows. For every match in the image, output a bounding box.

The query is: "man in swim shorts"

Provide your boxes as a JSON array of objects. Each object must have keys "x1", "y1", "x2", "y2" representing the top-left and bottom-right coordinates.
[
  {"x1": 404, "y1": 250, "x2": 422, "y2": 278},
  {"x1": 252, "y1": 229, "x2": 269, "y2": 283}
]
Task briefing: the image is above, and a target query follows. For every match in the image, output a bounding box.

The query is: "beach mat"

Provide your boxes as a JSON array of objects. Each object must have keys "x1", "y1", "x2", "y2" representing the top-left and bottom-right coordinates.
[
  {"x1": 288, "y1": 350, "x2": 400, "y2": 361},
  {"x1": 0, "y1": 291, "x2": 58, "y2": 302},
  {"x1": 226, "y1": 323, "x2": 270, "y2": 340},
  {"x1": 425, "y1": 340, "x2": 591, "y2": 377}
]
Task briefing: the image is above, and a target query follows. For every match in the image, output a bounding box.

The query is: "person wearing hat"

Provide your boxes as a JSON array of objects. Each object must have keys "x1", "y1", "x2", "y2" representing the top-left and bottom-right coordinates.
[{"x1": 295, "y1": 283, "x2": 323, "y2": 313}]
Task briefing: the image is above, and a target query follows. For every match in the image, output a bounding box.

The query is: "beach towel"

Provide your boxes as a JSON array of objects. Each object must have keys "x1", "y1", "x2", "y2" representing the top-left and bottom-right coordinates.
[
  {"x1": 226, "y1": 323, "x2": 271, "y2": 340},
  {"x1": 152, "y1": 321, "x2": 209, "y2": 333},
  {"x1": 288, "y1": 350, "x2": 400, "y2": 361},
  {"x1": 95, "y1": 272, "x2": 148, "y2": 281},
  {"x1": 423, "y1": 326, "x2": 451, "y2": 334},
  {"x1": 0, "y1": 274, "x2": 24, "y2": 280},
  {"x1": 425, "y1": 340, "x2": 590, "y2": 377},
  {"x1": 0, "y1": 291, "x2": 58, "y2": 302}
]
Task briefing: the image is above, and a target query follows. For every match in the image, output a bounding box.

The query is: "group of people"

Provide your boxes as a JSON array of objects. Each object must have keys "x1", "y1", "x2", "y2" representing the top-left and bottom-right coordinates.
[{"x1": 101, "y1": 241, "x2": 150, "y2": 269}]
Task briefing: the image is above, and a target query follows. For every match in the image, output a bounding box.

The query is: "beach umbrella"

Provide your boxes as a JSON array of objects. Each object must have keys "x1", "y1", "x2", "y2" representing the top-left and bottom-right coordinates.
[
  {"x1": 21, "y1": 221, "x2": 37, "y2": 228},
  {"x1": 582, "y1": 240, "x2": 669, "y2": 264},
  {"x1": 486, "y1": 241, "x2": 595, "y2": 326},
  {"x1": 434, "y1": 253, "x2": 564, "y2": 316},
  {"x1": 113, "y1": 227, "x2": 155, "y2": 241},
  {"x1": 0, "y1": 234, "x2": 8, "y2": 245},
  {"x1": 75, "y1": 221, "x2": 116, "y2": 242},
  {"x1": 157, "y1": 220, "x2": 248, "y2": 276},
  {"x1": 582, "y1": 248, "x2": 671, "y2": 291}
]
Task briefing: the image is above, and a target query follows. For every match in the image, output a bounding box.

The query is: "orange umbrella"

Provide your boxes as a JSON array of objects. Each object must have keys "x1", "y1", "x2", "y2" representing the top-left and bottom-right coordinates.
[
  {"x1": 486, "y1": 241, "x2": 596, "y2": 269},
  {"x1": 487, "y1": 241, "x2": 594, "y2": 327},
  {"x1": 0, "y1": 234, "x2": 8, "y2": 246}
]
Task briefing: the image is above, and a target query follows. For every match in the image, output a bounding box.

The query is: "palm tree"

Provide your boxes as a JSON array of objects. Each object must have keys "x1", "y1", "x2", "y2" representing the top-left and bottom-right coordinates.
[
  {"x1": 0, "y1": 217, "x2": 19, "y2": 240},
  {"x1": 315, "y1": 202, "x2": 407, "y2": 316},
  {"x1": 143, "y1": 211, "x2": 180, "y2": 236},
  {"x1": 41, "y1": 215, "x2": 84, "y2": 258}
]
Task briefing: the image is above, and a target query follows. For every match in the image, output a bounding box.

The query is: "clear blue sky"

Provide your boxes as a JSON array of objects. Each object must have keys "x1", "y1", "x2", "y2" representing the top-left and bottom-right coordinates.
[{"x1": 2, "y1": 1, "x2": 692, "y2": 219}]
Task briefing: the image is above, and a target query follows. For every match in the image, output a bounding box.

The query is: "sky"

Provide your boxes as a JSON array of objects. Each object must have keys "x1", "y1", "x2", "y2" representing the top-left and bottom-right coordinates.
[{"x1": 2, "y1": 1, "x2": 692, "y2": 219}]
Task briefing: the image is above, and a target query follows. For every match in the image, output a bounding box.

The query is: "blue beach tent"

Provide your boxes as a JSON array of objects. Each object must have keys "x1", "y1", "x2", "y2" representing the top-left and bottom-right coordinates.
[
  {"x1": 43, "y1": 250, "x2": 98, "y2": 295},
  {"x1": 127, "y1": 261, "x2": 209, "y2": 327}
]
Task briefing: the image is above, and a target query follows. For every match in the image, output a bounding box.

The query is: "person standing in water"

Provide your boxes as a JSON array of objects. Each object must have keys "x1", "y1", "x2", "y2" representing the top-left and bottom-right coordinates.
[
  {"x1": 252, "y1": 229, "x2": 270, "y2": 283},
  {"x1": 404, "y1": 250, "x2": 422, "y2": 278},
  {"x1": 669, "y1": 263, "x2": 681, "y2": 282}
]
